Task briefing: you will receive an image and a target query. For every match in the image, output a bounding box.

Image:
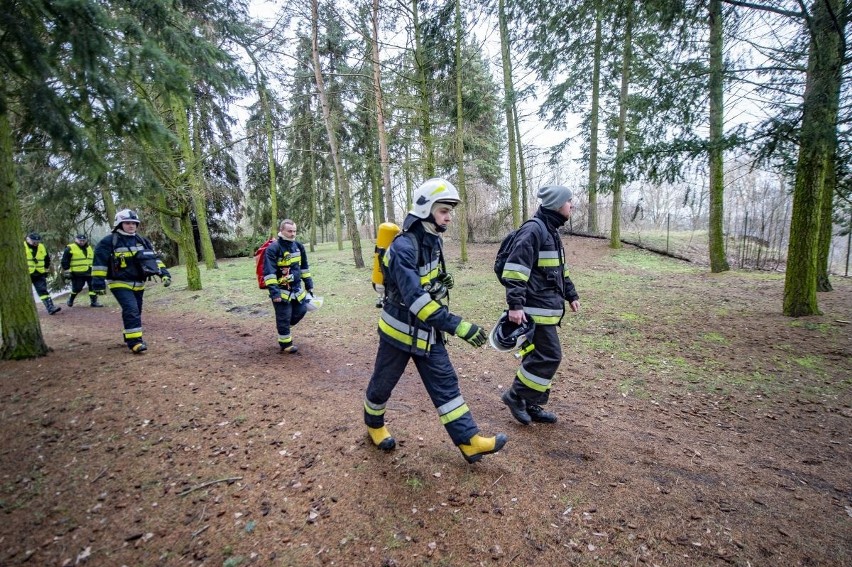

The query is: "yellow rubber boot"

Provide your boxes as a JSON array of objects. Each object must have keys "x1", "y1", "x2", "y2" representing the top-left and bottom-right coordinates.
[
  {"x1": 367, "y1": 426, "x2": 396, "y2": 451},
  {"x1": 458, "y1": 433, "x2": 508, "y2": 463}
]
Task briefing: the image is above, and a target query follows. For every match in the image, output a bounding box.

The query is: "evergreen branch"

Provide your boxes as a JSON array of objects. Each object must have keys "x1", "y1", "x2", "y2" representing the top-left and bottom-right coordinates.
[{"x1": 721, "y1": 0, "x2": 804, "y2": 20}]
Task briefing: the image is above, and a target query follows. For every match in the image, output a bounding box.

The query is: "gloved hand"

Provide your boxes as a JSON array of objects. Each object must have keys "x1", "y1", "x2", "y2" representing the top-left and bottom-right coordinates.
[
  {"x1": 62, "y1": 270, "x2": 72, "y2": 278},
  {"x1": 423, "y1": 280, "x2": 448, "y2": 300},
  {"x1": 308, "y1": 289, "x2": 314, "y2": 298},
  {"x1": 162, "y1": 276, "x2": 171, "y2": 287},
  {"x1": 455, "y1": 321, "x2": 487, "y2": 347},
  {"x1": 437, "y1": 272, "x2": 454, "y2": 289}
]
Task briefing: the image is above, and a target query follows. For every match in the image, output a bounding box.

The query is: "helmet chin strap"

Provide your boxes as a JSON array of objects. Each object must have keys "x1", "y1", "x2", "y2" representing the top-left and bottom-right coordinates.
[{"x1": 423, "y1": 216, "x2": 446, "y2": 234}]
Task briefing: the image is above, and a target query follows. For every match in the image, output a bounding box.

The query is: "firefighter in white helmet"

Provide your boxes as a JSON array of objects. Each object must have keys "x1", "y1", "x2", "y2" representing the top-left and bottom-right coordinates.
[
  {"x1": 91, "y1": 209, "x2": 171, "y2": 354},
  {"x1": 362, "y1": 177, "x2": 508, "y2": 463}
]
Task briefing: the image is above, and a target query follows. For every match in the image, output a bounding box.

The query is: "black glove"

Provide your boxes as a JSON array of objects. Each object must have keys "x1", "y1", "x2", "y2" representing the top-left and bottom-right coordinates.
[
  {"x1": 455, "y1": 321, "x2": 487, "y2": 347},
  {"x1": 437, "y1": 272, "x2": 454, "y2": 289},
  {"x1": 423, "y1": 281, "x2": 448, "y2": 300}
]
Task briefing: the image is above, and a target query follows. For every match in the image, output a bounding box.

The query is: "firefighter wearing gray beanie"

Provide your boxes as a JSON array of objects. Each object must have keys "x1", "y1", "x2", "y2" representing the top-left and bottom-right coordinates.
[{"x1": 538, "y1": 185, "x2": 573, "y2": 211}]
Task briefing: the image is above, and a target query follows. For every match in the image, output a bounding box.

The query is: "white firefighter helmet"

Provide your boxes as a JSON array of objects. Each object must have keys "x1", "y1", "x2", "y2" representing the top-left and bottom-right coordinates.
[
  {"x1": 409, "y1": 178, "x2": 460, "y2": 219},
  {"x1": 114, "y1": 209, "x2": 141, "y2": 230}
]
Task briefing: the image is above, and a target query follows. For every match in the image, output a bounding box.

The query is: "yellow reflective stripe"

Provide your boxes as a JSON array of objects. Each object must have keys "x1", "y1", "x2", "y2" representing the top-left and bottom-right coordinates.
[
  {"x1": 516, "y1": 367, "x2": 552, "y2": 392},
  {"x1": 439, "y1": 403, "x2": 470, "y2": 425},
  {"x1": 414, "y1": 299, "x2": 441, "y2": 322},
  {"x1": 419, "y1": 268, "x2": 439, "y2": 285},
  {"x1": 502, "y1": 270, "x2": 529, "y2": 282},
  {"x1": 108, "y1": 281, "x2": 145, "y2": 291},
  {"x1": 301, "y1": 270, "x2": 312, "y2": 278},
  {"x1": 537, "y1": 257, "x2": 560, "y2": 267},
  {"x1": 530, "y1": 314, "x2": 561, "y2": 325},
  {"x1": 124, "y1": 328, "x2": 143, "y2": 339},
  {"x1": 364, "y1": 400, "x2": 386, "y2": 416},
  {"x1": 92, "y1": 268, "x2": 108, "y2": 277},
  {"x1": 378, "y1": 318, "x2": 429, "y2": 351}
]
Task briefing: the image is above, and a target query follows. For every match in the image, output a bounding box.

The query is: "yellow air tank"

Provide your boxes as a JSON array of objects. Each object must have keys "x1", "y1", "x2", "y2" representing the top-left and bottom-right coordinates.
[{"x1": 372, "y1": 222, "x2": 401, "y2": 305}]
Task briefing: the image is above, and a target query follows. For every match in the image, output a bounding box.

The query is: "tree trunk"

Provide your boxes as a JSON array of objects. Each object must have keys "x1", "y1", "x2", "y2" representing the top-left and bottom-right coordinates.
[
  {"x1": 708, "y1": 0, "x2": 730, "y2": 273},
  {"x1": 100, "y1": 184, "x2": 116, "y2": 228},
  {"x1": 412, "y1": 0, "x2": 435, "y2": 178},
  {"x1": 587, "y1": 2, "x2": 602, "y2": 234},
  {"x1": 610, "y1": 4, "x2": 632, "y2": 249},
  {"x1": 499, "y1": 0, "x2": 520, "y2": 228},
  {"x1": 513, "y1": 104, "x2": 528, "y2": 221},
  {"x1": 783, "y1": 0, "x2": 843, "y2": 316},
  {"x1": 454, "y1": 0, "x2": 469, "y2": 260},
  {"x1": 816, "y1": 71, "x2": 841, "y2": 292},
  {"x1": 157, "y1": 196, "x2": 202, "y2": 291},
  {"x1": 189, "y1": 99, "x2": 218, "y2": 269},
  {"x1": 260, "y1": 83, "x2": 279, "y2": 237},
  {"x1": 0, "y1": 111, "x2": 48, "y2": 359},
  {"x1": 312, "y1": 0, "x2": 365, "y2": 268},
  {"x1": 372, "y1": 0, "x2": 395, "y2": 224}
]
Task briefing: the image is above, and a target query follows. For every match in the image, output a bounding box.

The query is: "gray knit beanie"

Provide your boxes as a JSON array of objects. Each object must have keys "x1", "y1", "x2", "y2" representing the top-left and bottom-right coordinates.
[{"x1": 538, "y1": 185, "x2": 573, "y2": 210}]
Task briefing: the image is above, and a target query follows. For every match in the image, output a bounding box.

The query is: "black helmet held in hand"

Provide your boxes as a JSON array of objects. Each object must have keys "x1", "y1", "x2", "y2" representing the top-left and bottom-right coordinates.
[{"x1": 488, "y1": 311, "x2": 535, "y2": 352}]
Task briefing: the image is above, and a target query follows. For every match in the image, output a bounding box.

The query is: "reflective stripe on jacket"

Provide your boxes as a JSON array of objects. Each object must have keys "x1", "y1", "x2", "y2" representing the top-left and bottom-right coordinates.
[
  {"x1": 501, "y1": 208, "x2": 579, "y2": 326},
  {"x1": 378, "y1": 223, "x2": 461, "y2": 355}
]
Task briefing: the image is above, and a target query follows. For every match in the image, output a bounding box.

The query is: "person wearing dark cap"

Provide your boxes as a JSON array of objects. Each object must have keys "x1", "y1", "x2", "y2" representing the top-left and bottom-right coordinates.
[
  {"x1": 24, "y1": 232, "x2": 61, "y2": 315},
  {"x1": 497, "y1": 185, "x2": 580, "y2": 425},
  {"x1": 61, "y1": 234, "x2": 102, "y2": 308}
]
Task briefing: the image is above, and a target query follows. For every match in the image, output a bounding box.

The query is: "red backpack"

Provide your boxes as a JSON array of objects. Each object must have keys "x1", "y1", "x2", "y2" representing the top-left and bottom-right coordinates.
[{"x1": 254, "y1": 238, "x2": 275, "y2": 289}]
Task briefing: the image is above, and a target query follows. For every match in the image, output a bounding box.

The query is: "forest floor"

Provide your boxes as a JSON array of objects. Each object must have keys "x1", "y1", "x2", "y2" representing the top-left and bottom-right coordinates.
[{"x1": 0, "y1": 237, "x2": 850, "y2": 567}]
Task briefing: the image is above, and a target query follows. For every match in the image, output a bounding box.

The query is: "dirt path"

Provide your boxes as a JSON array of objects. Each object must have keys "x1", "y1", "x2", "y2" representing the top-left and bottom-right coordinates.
[{"x1": 1, "y1": 238, "x2": 850, "y2": 566}]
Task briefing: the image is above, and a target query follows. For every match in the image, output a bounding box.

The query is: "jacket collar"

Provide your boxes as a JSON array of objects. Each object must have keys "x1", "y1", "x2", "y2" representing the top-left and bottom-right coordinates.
[{"x1": 535, "y1": 206, "x2": 567, "y2": 231}]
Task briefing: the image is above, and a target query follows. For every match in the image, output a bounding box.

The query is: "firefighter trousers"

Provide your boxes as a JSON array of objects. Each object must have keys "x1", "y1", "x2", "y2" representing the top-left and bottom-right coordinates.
[
  {"x1": 272, "y1": 297, "x2": 308, "y2": 346},
  {"x1": 111, "y1": 287, "x2": 145, "y2": 348},
  {"x1": 364, "y1": 338, "x2": 478, "y2": 445},
  {"x1": 510, "y1": 323, "x2": 563, "y2": 405}
]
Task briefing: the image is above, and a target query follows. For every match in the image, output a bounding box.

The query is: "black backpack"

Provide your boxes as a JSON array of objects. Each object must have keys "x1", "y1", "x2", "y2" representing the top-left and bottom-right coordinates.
[{"x1": 494, "y1": 218, "x2": 548, "y2": 286}]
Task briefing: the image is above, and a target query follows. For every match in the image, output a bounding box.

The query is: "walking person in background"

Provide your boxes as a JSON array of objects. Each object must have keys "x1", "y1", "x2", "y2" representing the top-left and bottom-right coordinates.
[
  {"x1": 91, "y1": 209, "x2": 171, "y2": 354},
  {"x1": 362, "y1": 177, "x2": 508, "y2": 464},
  {"x1": 61, "y1": 234, "x2": 103, "y2": 308},
  {"x1": 25, "y1": 232, "x2": 61, "y2": 315},
  {"x1": 262, "y1": 219, "x2": 314, "y2": 354},
  {"x1": 498, "y1": 185, "x2": 581, "y2": 425}
]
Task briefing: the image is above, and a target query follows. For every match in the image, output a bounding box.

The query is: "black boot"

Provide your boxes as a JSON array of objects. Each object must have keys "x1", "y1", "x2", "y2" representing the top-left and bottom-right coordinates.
[
  {"x1": 501, "y1": 389, "x2": 531, "y2": 425},
  {"x1": 66, "y1": 294, "x2": 76, "y2": 307},
  {"x1": 44, "y1": 298, "x2": 61, "y2": 315},
  {"x1": 527, "y1": 404, "x2": 558, "y2": 423},
  {"x1": 90, "y1": 296, "x2": 104, "y2": 307}
]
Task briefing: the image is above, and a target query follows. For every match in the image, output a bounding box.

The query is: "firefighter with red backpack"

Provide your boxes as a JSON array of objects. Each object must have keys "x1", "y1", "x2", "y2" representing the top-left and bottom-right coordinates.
[{"x1": 261, "y1": 219, "x2": 314, "y2": 354}]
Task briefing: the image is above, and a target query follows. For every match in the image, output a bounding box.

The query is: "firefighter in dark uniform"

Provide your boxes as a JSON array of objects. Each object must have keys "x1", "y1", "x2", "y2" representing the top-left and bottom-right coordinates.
[
  {"x1": 61, "y1": 234, "x2": 103, "y2": 307},
  {"x1": 363, "y1": 178, "x2": 508, "y2": 464},
  {"x1": 263, "y1": 219, "x2": 314, "y2": 354},
  {"x1": 499, "y1": 185, "x2": 581, "y2": 425},
  {"x1": 91, "y1": 209, "x2": 171, "y2": 354},
  {"x1": 25, "y1": 232, "x2": 61, "y2": 315}
]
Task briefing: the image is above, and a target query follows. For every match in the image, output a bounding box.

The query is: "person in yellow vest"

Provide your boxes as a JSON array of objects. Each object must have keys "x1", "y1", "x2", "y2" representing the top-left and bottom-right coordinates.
[
  {"x1": 25, "y1": 232, "x2": 61, "y2": 315},
  {"x1": 61, "y1": 234, "x2": 103, "y2": 308}
]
